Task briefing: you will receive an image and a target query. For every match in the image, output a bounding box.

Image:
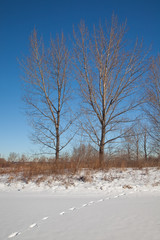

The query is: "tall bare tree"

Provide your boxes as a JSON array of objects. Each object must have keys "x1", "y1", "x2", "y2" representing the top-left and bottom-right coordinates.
[
  {"x1": 21, "y1": 29, "x2": 74, "y2": 160},
  {"x1": 73, "y1": 16, "x2": 148, "y2": 164},
  {"x1": 143, "y1": 126, "x2": 148, "y2": 161},
  {"x1": 145, "y1": 55, "x2": 160, "y2": 155}
]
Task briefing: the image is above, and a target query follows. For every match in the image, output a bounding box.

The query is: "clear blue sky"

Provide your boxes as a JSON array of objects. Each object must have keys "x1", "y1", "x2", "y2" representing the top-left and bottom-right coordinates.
[{"x1": 0, "y1": 0, "x2": 160, "y2": 158}]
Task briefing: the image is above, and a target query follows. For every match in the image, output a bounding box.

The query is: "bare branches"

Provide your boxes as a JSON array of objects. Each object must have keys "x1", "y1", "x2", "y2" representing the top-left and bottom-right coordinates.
[
  {"x1": 145, "y1": 55, "x2": 160, "y2": 154},
  {"x1": 21, "y1": 29, "x2": 74, "y2": 160},
  {"x1": 73, "y1": 16, "x2": 148, "y2": 163},
  {"x1": 20, "y1": 18, "x2": 151, "y2": 162}
]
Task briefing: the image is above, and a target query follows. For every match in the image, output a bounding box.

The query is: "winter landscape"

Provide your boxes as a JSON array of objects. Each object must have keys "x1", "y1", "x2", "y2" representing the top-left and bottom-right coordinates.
[
  {"x1": 1, "y1": 1, "x2": 160, "y2": 240},
  {"x1": 0, "y1": 168, "x2": 160, "y2": 240}
]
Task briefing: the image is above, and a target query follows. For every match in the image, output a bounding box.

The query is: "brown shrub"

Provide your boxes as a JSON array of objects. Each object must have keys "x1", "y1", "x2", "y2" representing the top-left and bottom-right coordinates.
[{"x1": 0, "y1": 153, "x2": 160, "y2": 183}]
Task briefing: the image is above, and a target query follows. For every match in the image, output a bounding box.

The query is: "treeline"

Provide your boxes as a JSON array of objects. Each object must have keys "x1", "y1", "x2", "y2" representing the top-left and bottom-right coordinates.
[{"x1": 1, "y1": 143, "x2": 160, "y2": 166}]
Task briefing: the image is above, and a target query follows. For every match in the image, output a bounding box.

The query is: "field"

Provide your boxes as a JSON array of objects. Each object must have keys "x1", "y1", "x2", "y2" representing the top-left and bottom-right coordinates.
[{"x1": 0, "y1": 168, "x2": 160, "y2": 240}]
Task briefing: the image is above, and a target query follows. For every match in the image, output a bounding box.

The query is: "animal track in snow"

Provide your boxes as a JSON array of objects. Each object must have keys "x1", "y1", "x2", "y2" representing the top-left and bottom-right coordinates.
[
  {"x1": 97, "y1": 199, "x2": 104, "y2": 202},
  {"x1": 8, "y1": 232, "x2": 20, "y2": 238},
  {"x1": 7, "y1": 191, "x2": 134, "y2": 239},
  {"x1": 29, "y1": 223, "x2": 38, "y2": 228},
  {"x1": 82, "y1": 203, "x2": 88, "y2": 207},
  {"x1": 60, "y1": 211, "x2": 65, "y2": 215},
  {"x1": 69, "y1": 207, "x2": 76, "y2": 211},
  {"x1": 89, "y1": 201, "x2": 94, "y2": 205}
]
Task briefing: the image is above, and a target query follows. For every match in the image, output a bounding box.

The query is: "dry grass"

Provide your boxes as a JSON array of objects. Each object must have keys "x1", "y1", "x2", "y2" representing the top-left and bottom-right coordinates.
[
  {"x1": 0, "y1": 155, "x2": 160, "y2": 182},
  {"x1": 0, "y1": 147, "x2": 160, "y2": 187}
]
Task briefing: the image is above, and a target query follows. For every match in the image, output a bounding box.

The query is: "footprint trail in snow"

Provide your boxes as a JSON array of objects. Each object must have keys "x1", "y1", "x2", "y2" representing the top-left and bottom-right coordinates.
[{"x1": 7, "y1": 190, "x2": 138, "y2": 239}]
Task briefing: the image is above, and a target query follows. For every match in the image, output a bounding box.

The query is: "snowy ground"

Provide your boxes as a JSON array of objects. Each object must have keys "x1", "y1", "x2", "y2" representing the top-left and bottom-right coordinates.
[{"x1": 0, "y1": 168, "x2": 160, "y2": 240}]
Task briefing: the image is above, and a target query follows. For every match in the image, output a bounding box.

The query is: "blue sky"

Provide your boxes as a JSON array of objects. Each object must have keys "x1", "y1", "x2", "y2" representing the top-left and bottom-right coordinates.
[{"x1": 0, "y1": 0, "x2": 160, "y2": 158}]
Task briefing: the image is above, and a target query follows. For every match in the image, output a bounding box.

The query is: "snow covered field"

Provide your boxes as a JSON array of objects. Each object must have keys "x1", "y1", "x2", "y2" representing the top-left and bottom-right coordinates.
[{"x1": 0, "y1": 168, "x2": 160, "y2": 240}]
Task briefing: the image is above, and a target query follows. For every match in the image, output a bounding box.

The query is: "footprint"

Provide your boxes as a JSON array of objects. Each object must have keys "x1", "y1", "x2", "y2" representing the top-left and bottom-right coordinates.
[
  {"x1": 89, "y1": 201, "x2": 94, "y2": 204},
  {"x1": 8, "y1": 232, "x2": 20, "y2": 238},
  {"x1": 69, "y1": 207, "x2": 76, "y2": 211},
  {"x1": 42, "y1": 216, "x2": 49, "y2": 220},
  {"x1": 29, "y1": 223, "x2": 37, "y2": 228},
  {"x1": 60, "y1": 212, "x2": 65, "y2": 215},
  {"x1": 97, "y1": 199, "x2": 104, "y2": 202},
  {"x1": 82, "y1": 204, "x2": 88, "y2": 207}
]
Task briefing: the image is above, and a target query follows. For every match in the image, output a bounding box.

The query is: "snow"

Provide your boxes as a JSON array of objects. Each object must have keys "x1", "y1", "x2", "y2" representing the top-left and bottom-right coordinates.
[
  {"x1": 0, "y1": 168, "x2": 160, "y2": 240},
  {"x1": 8, "y1": 233, "x2": 20, "y2": 239}
]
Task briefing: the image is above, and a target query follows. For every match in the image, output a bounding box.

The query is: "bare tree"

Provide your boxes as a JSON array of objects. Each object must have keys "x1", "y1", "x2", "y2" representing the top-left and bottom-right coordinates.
[
  {"x1": 8, "y1": 152, "x2": 19, "y2": 162},
  {"x1": 135, "y1": 130, "x2": 140, "y2": 161},
  {"x1": 123, "y1": 129, "x2": 134, "y2": 161},
  {"x1": 145, "y1": 55, "x2": 160, "y2": 155},
  {"x1": 20, "y1": 29, "x2": 74, "y2": 161},
  {"x1": 123, "y1": 122, "x2": 151, "y2": 161},
  {"x1": 73, "y1": 16, "x2": 148, "y2": 164},
  {"x1": 143, "y1": 126, "x2": 148, "y2": 161}
]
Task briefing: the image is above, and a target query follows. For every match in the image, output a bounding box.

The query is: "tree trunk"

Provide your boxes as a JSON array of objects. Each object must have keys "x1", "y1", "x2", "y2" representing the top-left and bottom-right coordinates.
[
  {"x1": 136, "y1": 137, "x2": 139, "y2": 161},
  {"x1": 56, "y1": 108, "x2": 60, "y2": 161},
  {"x1": 56, "y1": 126, "x2": 60, "y2": 161},
  {"x1": 127, "y1": 144, "x2": 131, "y2": 161},
  {"x1": 99, "y1": 145, "x2": 104, "y2": 166},
  {"x1": 99, "y1": 122, "x2": 105, "y2": 166},
  {"x1": 144, "y1": 129, "x2": 147, "y2": 161}
]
